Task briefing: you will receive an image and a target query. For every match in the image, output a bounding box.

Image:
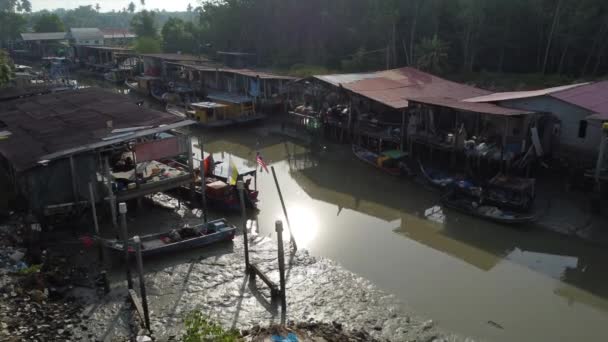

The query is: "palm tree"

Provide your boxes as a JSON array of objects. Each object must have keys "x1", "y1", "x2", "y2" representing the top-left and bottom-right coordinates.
[
  {"x1": 95, "y1": 3, "x2": 100, "y2": 12},
  {"x1": 415, "y1": 34, "x2": 449, "y2": 74},
  {"x1": 128, "y1": 2, "x2": 136, "y2": 14},
  {"x1": 140, "y1": 0, "x2": 145, "y2": 7}
]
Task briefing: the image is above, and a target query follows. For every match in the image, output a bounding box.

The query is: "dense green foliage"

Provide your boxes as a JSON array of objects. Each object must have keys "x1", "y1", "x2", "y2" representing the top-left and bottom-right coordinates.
[
  {"x1": 0, "y1": 0, "x2": 29, "y2": 48},
  {"x1": 134, "y1": 36, "x2": 161, "y2": 53},
  {"x1": 182, "y1": 312, "x2": 241, "y2": 342},
  {"x1": 161, "y1": 17, "x2": 202, "y2": 54},
  {"x1": 195, "y1": 0, "x2": 608, "y2": 77},
  {"x1": 0, "y1": 49, "x2": 12, "y2": 87},
  {"x1": 33, "y1": 13, "x2": 64, "y2": 32},
  {"x1": 4, "y1": 0, "x2": 608, "y2": 82},
  {"x1": 23, "y1": 6, "x2": 191, "y2": 32},
  {"x1": 131, "y1": 10, "x2": 158, "y2": 38}
]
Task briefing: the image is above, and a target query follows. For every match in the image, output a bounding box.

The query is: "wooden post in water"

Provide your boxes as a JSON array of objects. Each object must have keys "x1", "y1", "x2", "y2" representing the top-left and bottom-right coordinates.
[
  {"x1": 187, "y1": 136, "x2": 195, "y2": 199},
  {"x1": 133, "y1": 235, "x2": 151, "y2": 330},
  {"x1": 104, "y1": 156, "x2": 117, "y2": 227},
  {"x1": 88, "y1": 182, "x2": 102, "y2": 261},
  {"x1": 271, "y1": 166, "x2": 297, "y2": 251},
  {"x1": 198, "y1": 136, "x2": 208, "y2": 223},
  {"x1": 275, "y1": 220, "x2": 287, "y2": 307},
  {"x1": 237, "y1": 181, "x2": 250, "y2": 271},
  {"x1": 118, "y1": 202, "x2": 133, "y2": 290}
]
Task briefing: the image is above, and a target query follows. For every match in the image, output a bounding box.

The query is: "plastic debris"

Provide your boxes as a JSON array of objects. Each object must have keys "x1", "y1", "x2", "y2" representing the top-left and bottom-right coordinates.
[{"x1": 271, "y1": 332, "x2": 299, "y2": 342}]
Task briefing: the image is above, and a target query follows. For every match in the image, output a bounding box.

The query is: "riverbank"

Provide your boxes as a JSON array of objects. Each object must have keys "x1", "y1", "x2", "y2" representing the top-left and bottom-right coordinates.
[{"x1": 0, "y1": 196, "x2": 466, "y2": 341}]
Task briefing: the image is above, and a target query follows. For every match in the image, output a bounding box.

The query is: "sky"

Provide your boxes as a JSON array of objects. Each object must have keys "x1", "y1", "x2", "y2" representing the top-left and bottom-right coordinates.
[{"x1": 30, "y1": 0, "x2": 194, "y2": 12}]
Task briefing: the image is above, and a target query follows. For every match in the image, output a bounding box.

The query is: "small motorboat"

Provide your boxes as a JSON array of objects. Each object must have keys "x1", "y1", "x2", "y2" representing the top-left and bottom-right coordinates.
[
  {"x1": 352, "y1": 144, "x2": 413, "y2": 176},
  {"x1": 100, "y1": 219, "x2": 236, "y2": 256},
  {"x1": 441, "y1": 191, "x2": 536, "y2": 225}
]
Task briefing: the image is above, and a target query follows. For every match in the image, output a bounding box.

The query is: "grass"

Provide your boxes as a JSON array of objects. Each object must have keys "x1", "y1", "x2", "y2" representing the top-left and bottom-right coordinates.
[
  {"x1": 18, "y1": 264, "x2": 41, "y2": 275},
  {"x1": 182, "y1": 312, "x2": 241, "y2": 342}
]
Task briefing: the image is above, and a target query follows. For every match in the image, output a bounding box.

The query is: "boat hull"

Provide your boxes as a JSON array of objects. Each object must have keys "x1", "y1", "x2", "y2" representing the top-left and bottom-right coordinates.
[
  {"x1": 441, "y1": 192, "x2": 536, "y2": 225},
  {"x1": 101, "y1": 219, "x2": 237, "y2": 256},
  {"x1": 352, "y1": 145, "x2": 406, "y2": 177}
]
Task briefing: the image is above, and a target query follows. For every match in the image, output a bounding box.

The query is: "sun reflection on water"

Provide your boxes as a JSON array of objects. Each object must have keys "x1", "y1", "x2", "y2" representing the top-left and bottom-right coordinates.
[{"x1": 276, "y1": 204, "x2": 320, "y2": 249}]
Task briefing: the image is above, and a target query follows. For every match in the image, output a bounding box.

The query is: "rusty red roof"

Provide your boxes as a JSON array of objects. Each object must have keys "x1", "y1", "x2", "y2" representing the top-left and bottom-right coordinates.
[
  {"x1": 313, "y1": 67, "x2": 491, "y2": 110},
  {"x1": 551, "y1": 81, "x2": 608, "y2": 121},
  {"x1": 0, "y1": 88, "x2": 192, "y2": 171},
  {"x1": 410, "y1": 97, "x2": 533, "y2": 116},
  {"x1": 464, "y1": 83, "x2": 588, "y2": 103}
]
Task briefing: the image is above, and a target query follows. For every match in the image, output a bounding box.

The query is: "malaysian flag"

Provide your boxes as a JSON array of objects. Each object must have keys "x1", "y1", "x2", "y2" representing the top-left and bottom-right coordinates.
[{"x1": 256, "y1": 151, "x2": 269, "y2": 173}]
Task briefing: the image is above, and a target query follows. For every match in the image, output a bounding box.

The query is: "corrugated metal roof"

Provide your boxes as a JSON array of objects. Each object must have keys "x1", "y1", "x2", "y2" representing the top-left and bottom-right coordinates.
[
  {"x1": 80, "y1": 45, "x2": 133, "y2": 52},
  {"x1": 141, "y1": 53, "x2": 209, "y2": 62},
  {"x1": 313, "y1": 67, "x2": 490, "y2": 110},
  {"x1": 0, "y1": 88, "x2": 192, "y2": 171},
  {"x1": 410, "y1": 97, "x2": 534, "y2": 116},
  {"x1": 100, "y1": 28, "x2": 136, "y2": 39},
  {"x1": 464, "y1": 83, "x2": 588, "y2": 103},
  {"x1": 171, "y1": 63, "x2": 296, "y2": 80},
  {"x1": 21, "y1": 32, "x2": 67, "y2": 41},
  {"x1": 69, "y1": 28, "x2": 104, "y2": 41},
  {"x1": 550, "y1": 81, "x2": 608, "y2": 121}
]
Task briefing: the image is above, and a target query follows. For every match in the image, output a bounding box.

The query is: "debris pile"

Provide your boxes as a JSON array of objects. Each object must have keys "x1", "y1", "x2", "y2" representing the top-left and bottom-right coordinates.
[
  {"x1": 0, "y1": 219, "x2": 92, "y2": 342},
  {"x1": 243, "y1": 321, "x2": 385, "y2": 342}
]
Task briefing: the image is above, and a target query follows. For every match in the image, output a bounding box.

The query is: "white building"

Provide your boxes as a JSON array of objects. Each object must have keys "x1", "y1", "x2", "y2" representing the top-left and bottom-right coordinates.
[
  {"x1": 465, "y1": 82, "x2": 608, "y2": 166},
  {"x1": 67, "y1": 28, "x2": 104, "y2": 46}
]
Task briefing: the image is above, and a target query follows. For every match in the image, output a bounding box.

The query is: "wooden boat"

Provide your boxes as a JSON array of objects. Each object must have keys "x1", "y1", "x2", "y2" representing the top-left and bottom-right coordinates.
[
  {"x1": 182, "y1": 102, "x2": 238, "y2": 128},
  {"x1": 100, "y1": 219, "x2": 236, "y2": 256},
  {"x1": 441, "y1": 191, "x2": 536, "y2": 225},
  {"x1": 419, "y1": 161, "x2": 463, "y2": 189},
  {"x1": 485, "y1": 175, "x2": 536, "y2": 212},
  {"x1": 353, "y1": 144, "x2": 413, "y2": 176},
  {"x1": 206, "y1": 92, "x2": 265, "y2": 125}
]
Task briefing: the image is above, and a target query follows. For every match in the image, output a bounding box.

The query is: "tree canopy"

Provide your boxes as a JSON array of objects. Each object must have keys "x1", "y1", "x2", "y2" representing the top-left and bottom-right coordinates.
[
  {"x1": 161, "y1": 17, "x2": 200, "y2": 54},
  {"x1": 131, "y1": 10, "x2": 158, "y2": 38},
  {"x1": 33, "y1": 13, "x2": 65, "y2": 32},
  {"x1": 193, "y1": 0, "x2": 608, "y2": 77}
]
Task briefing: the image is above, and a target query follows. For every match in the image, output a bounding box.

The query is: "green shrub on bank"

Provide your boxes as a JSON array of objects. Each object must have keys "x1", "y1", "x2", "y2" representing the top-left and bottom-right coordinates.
[{"x1": 183, "y1": 312, "x2": 241, "y2": 342}]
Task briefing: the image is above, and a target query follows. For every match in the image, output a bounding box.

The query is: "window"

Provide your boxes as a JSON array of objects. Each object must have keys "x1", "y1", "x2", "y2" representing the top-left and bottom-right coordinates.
[
  {"x1": 94, "y1": 40, "x2": 99, "y2": 44},
  {"x1": 578, "y1": 120, "x2": 588, "y2": 138}
]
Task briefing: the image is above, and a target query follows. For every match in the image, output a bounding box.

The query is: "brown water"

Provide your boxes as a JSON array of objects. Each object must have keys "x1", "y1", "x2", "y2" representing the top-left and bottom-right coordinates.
[
  {"x1": 197, "y1": 125, "x2": 608, "y2": 342},
  {"x1": 83, "y1": 78, "x2": 608, "y2": 341}
]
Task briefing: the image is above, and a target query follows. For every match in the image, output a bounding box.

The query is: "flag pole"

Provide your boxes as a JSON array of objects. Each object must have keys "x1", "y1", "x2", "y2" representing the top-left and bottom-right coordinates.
[{"x1": 271, "y1": 166, "x2": 297, "y2": 251}]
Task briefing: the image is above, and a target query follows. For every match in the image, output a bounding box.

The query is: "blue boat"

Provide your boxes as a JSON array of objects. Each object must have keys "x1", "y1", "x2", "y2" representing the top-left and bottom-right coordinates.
[{"x1": 100, "y1": 219, "x2": 236, "y2": 256}]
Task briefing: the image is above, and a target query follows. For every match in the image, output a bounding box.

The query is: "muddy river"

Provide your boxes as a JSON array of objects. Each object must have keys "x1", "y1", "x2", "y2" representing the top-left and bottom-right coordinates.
[{"x1": 86, "y1": 78, "x2": 608, "y2": 341}]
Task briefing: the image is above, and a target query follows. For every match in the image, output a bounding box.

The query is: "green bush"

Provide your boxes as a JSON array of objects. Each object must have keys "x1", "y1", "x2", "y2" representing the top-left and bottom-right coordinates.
[
  {"x1": 134, "y1": 37, "x2": 162, "y2": 54},
  {"x1": 182, "y1": 312, "x2": 241, "y2": 342}
]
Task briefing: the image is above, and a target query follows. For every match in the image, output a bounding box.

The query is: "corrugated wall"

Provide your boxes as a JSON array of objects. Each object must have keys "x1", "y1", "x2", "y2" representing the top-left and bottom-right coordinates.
[
  {"x1": 17, "y1": 153, "x2": 100, "y2": 212},
  {"x1": 498, "y1": 97, "x2": 603, "y2": 163}
]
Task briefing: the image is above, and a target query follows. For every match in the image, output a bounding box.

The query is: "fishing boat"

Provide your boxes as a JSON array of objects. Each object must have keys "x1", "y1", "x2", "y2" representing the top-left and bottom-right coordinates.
[
  {"x1": 207, "y1": 92, "x2": 265, "y2": 125},
  {"x1": 418, "y1": 161, "x2": 465, "y2": 189},
  {"x1": 174, "y1": 102, "x2": 237, "y2": 128},
  {"x1": 100, "y1": 219, "x2": 237, "y2": 256},
  {"x1": 200, "y1": 157, "x2": 259, "y2": 211},
  {"x1": 441, "y1": 191, "x2": 536, "y2": 225},
  {"x1": 164, "y1": 153, "x2": 259, "y2": 211},
  {"x1": 352, "y1": 144, "x2": 413, "y2": 176}
]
